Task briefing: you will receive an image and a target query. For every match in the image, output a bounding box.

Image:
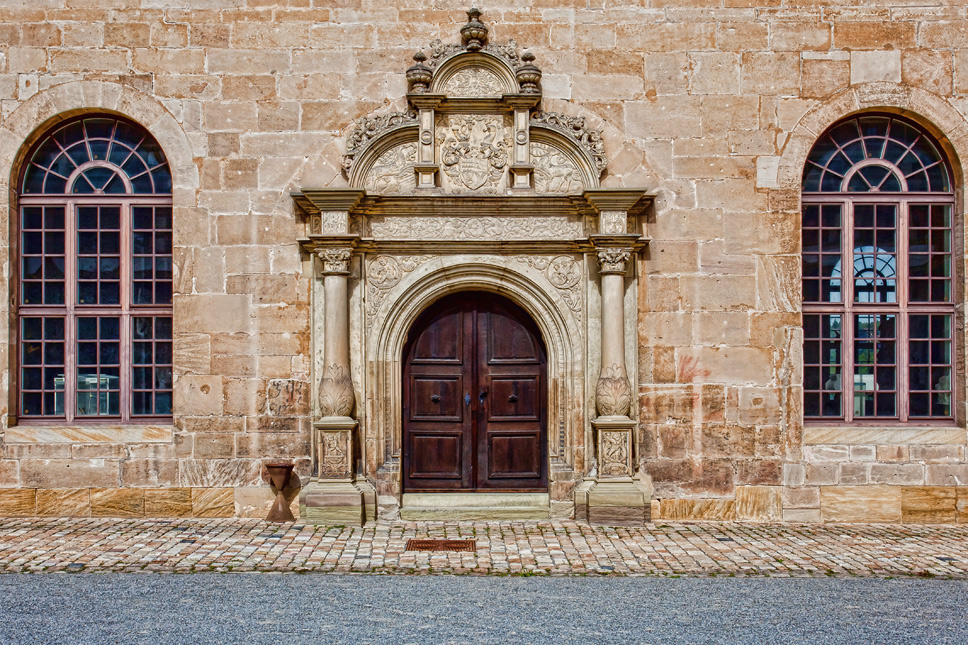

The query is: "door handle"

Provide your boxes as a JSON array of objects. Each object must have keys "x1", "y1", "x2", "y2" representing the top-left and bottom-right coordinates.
[
  {"x1": 479, "y1": 389, "x2": 488, "y2": 402},
  {"x1": 431, "y1": 394, "x2": 441, "y2": 403},
  {"x1": 464, "y1": 392, "x2": 471, "y2": 407},
  {"x1": 508, "y1": 394, "x2": 518, "y2": 403}
]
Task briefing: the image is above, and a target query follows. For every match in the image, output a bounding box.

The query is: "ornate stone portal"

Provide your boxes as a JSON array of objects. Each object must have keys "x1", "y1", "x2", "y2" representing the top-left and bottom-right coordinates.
[{"x1": 294, "y1": 9, "x2": 653, "y2": 525}]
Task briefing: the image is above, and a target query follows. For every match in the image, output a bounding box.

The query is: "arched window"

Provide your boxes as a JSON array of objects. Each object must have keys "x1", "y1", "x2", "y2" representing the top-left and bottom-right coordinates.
[
  {"x1": 17, "y1": 116, "x2": 173, "y2": 422},
  {"x1": 802, "y1": 114, "x2": 955, "y2": 423}
]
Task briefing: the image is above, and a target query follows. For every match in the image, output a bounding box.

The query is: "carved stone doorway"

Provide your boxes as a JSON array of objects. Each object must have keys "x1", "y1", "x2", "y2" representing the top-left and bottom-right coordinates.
[{"x1": 402, "y1": 291, "x2": 548, "y2": 493}]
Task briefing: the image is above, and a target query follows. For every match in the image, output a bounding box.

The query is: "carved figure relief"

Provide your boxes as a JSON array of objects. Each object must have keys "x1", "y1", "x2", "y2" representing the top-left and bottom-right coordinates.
[
  {"x1": 441, "y1": 66, "x2": 505, "y2": 96},
  {"x1": 369, "y1": 215, "x2": 580, "y2": 241},
  {"x1": 596, "y1": 364, "x2": 632, "y2": 417},
  {"x1": 531, "y1": 142, "x2": 584, "y2": 194},
  {"x1": 317, "y1": 429, "x2": 352, "y2": 480},
  {"x1": 364, "y1": 255, "x2": 438, "y2": 326},
  {"x1": 511, "y1": 255, "x2": 584, "y2": 320},
  {"x1": 363, "y1": 142, "x2": 417, "y2": 195},
  {"x1": 439, "y1": 115, "x2": 509, "y2": 193},
  {"x1": 321, "y1": 211, "x2": 348, "y2": 235},
  {"x1": 600, "y1": 211, "x2": 626, "y2": 234},
  {"x1": 600, "y1": 430, "x2": 631, "y2": 478},
  {"x1": 318, "y1": 364, "x2": 355, "y2": 417}
]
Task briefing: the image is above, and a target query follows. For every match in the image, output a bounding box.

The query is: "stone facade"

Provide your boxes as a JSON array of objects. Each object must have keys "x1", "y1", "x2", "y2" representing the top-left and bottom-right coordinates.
[{"x1": 0, "y1": 1, "x2": 967, "y2": 524}]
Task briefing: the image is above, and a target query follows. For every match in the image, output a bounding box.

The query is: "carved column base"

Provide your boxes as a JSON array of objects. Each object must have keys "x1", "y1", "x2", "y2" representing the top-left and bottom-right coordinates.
[
  {"x1": 299, "y1": 417, "x2": 375, "y2": 526},
  {"x1": 575, "y1": 416, "x2": 652, "y2": 526}
]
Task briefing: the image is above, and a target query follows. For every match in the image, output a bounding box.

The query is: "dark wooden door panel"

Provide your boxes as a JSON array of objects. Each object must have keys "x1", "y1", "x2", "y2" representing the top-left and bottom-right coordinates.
[{"x1": 404, "y1": 292, "x2": 546, "y2": 492}]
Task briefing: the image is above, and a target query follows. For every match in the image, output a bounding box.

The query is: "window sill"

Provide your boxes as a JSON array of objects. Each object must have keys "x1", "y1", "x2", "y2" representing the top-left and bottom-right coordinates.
[
  {"x1": 3, "y1": 424, "x2": 173, "y2": 444},
  {"x1": 803, "y1": 426, "x2": 965, "y2": 445}
]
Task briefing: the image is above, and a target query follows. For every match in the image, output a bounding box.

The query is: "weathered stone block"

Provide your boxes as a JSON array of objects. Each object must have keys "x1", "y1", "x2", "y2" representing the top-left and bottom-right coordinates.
[
  {"x1": 734, "y1": 485, "x2": 782, "y2": 521},
  {"x1": 0, "y1": 489, "x2": 35, "y2": 516},
  {"x1": 659, "y1": 498, "x2": 735, "y2": 521},
  {"x1": 192, "y1": 487, "x2": 235, "y2": 518},
  {"x1": 144, "y1": 488, "x2": 193, "y2": 518},
  {"x1": 901, "y1": 486, "x2": 957, "y2": 524},
  {"x1": 20, "y1": 459, "x2": 119, "y2": 489},
  {"x1": 36, "y1": 489, "x2": 91, "y2": 517},
  {"x1": 91, "y1": 488, "x2": 145, "y2": 518},
  {"x1": 821, "y1": 485, "x2": 902, "y2": 523},
  {"x1": 851, "y1": 51, "x2": 901, "y2": 84}
]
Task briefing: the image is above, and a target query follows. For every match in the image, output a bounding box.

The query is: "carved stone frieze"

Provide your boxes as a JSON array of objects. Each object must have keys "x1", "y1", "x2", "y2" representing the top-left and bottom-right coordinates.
[
  {"x1": 343, "y1": 110, "x2": 418, "y2": 173},
  {"x1": 512, "y1": 255, "x2": 584, "y2": 320},
  {"x1": 441, "y1": 66, "x2": 505, "y2": 96},
  {"x1": 439, "y1": 114, "x2": 509, "y2": 193},
  {"x1": 317, "y1": 248, "x2": 352, "y2": 275},
  {"x1": 316, "y1": 426, "x2": 352, "y2": 480},
  {"x1": 596, "y1": 364, "x2": 632, "y2": 417},
  {"x1": 368, "y1": 215, "x2": 581, "y2": 241},
  {"x1": 531, "y1": 111, "x2": 607, "y2": 176},
  {"x1": 362, "y1": 142, "x2": 418, "y2": 195},
  {"x1": 364, "y1": 255, "x2": 438, "y2": 326},
  {"x1": 318, "y1": 363, "x2": 355, "y2": 417},
  {"x1": 531, "y1": 142, "x2": 584, "y2": 195},
  {"x1": 596, "y1": 248, "x2": 632, "y2": 275},
  {"x1": 599, "y1": 430, "x2": 632, "y2": 478}
]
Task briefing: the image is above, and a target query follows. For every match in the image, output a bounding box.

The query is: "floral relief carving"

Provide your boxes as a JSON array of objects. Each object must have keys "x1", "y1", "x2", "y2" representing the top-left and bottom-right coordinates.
[
  {"x1": 364, "y1": 255, "x2": 438, "y2": 326},
  {"x1": 369, "y1": 215, "x2": 581, "y2": 241},
  {"x1": 343, "y1": 110, "x2": 418, "y2": 173},
  {"x1": 439, "y1": 115, "x2": 508, "y2": 193},
  {"x1": 531, "y1": 142, "x2": 585, "y2": 195},
  {"x1": 441, "y1": 66, "x2": 506, "y2": 96},
  {"x1": 531, "y1": 111, "x2": 607, "y2": 175},
  {"x1": 318, "y1": 364, "x2": 355, "y2": 418},
  {"x1": 596, "y1": 364, "x2": 632, "y2": 417},
  {"x1": 599, "y1": 430, "x2": 632, "y2": 478},
  {"x1": 317, "y1": 428, "x2": 352, "y2": 480},
  {"x1": 511, "y1": 255, "x2": 584, "y2": 320},
  {"x1": 363, "y1": 142, "x2": 418, "y2": 195}
]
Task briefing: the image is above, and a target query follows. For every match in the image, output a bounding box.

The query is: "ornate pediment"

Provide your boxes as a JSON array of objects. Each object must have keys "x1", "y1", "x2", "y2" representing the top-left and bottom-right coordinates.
[{"x1": 342, "y1": 8, "x2": 606, "y2": 197}]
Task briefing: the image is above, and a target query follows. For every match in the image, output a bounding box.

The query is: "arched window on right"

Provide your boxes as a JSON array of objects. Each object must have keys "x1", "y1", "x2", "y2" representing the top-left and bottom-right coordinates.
[{"x1": 802, "y1": 114, "x2": 956, "y2": 423}]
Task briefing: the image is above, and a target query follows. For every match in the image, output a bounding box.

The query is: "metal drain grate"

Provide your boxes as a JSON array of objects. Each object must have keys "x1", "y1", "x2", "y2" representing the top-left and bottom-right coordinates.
[{"x1": 406, "y1": 539, "x2": 477, "y2": 552}]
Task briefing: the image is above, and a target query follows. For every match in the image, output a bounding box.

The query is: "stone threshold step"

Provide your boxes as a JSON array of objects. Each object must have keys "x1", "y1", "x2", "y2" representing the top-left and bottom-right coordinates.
[{"x1": 400, "y1": 493, "x2": 550, "y2": 521}]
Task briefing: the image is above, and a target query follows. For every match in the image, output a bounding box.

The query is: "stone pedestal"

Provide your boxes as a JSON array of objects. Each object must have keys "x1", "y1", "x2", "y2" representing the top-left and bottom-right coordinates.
[{"x1": 299, "y1": 417, "x2": 374, "y2": 526}]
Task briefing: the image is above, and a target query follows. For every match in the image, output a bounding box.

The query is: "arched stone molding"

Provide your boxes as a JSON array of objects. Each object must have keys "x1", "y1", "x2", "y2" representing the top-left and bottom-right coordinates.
[
  {"x1": 360, "y1": 256, "x2": 587, "y2": 506},
  {"x1": 777, "y1": 82, "x2": 968, "y2": 193},
  {"x1": 0, "y1": 80, "x2": 197, "y2": 430}
]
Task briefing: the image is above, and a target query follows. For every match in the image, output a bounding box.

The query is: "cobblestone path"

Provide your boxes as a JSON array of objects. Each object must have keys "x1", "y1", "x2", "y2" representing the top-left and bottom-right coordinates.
[{"x1": 1, "y1": 518, "x2": 967, "y2": 578}]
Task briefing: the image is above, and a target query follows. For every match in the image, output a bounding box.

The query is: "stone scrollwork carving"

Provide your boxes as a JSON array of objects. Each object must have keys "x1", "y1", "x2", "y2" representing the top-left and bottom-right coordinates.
[
  {"x1": 369, "y1": 215, "x2": 581, "y2": 241},
  {"x1": 512, "y1": 255, "x2": 584, "y2": 319},
  {"x1": 363, "y1": 142, "x2": 418, "y2": 195},
  {"x1": 343, "y1": 110, "x2": 418, "y2": 173},
  {"x1": 318, "y1": 364, "x2": 355, "y2": 418},
  {"x1": 596, "y1": 364, "x2": 632, "y2": 417},
  {"x1": 599, "y1": 430, "x2": 632, "y2": 478},
  {"x1": 439, "y1": 115, "x2": 508, "y2": 193},
  {"x1": 365, "y1": 255, "x2": 438, "y2": 326},
  {"x1": 317, "y1": 427, "x2": 352, "y2": 480},
  {"x1": 531, "y1": 142, "x2": 584, "y2": 194},
  {"x1": 442, "y1": 66, "x2": 505, "y2": 96},
  {"x1": 531, "y1": 111, "x2": 607, "y2": 176},
  {"x1": 596, "y1": 248, "x2": 631, "y2": 275},
  {"x1": 317, "y1": 248, "x2": 352, "y2": 274}
]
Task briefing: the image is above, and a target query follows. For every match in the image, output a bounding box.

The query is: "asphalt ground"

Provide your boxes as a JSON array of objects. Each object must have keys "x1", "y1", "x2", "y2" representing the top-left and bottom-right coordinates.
[{"x1": 0, "y1": 574, "x2": 966, "y2": 644}]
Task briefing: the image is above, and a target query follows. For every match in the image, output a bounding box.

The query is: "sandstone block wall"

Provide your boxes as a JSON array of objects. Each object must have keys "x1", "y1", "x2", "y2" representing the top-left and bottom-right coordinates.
[{"x1": 0, "y1": 1, "x2": 965, "y2": 522}]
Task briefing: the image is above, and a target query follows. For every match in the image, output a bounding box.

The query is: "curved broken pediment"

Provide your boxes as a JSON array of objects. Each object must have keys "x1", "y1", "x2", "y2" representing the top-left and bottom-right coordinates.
[{"x1": 342, "y1": 8, "x2": 607, "y2": 196}]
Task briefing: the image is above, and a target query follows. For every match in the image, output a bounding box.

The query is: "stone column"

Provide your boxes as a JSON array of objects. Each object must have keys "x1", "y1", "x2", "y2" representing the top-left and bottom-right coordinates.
[{"x1": 577, "y1": 189, "x2": 653, "y2": 525}]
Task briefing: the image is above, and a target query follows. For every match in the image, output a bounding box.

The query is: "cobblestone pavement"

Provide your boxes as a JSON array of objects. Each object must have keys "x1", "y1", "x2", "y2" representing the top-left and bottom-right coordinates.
[{"x1": 1, "y1": 518, "x2": 968, "y2": 578}]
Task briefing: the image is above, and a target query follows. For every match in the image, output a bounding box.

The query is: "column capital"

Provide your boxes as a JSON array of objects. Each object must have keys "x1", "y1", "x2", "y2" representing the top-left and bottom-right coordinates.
[
  {"x1": 596, "y1": 247, "x2": 632, "y2": 275},
  {"x1": 316, "y1": 248, "x2": 352, "y2": 275}
]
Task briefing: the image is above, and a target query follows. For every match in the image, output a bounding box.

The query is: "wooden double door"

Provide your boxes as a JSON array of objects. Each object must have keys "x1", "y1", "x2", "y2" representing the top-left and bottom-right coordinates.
[{"x1": 403, "y1": 292, "x2": 547, "y2": 492}]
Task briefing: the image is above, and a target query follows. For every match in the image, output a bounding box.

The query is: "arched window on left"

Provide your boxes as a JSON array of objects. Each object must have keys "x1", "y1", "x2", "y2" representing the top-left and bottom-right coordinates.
[{"x1": 17, "y1": 115, "x2": 173, "y2": 423}]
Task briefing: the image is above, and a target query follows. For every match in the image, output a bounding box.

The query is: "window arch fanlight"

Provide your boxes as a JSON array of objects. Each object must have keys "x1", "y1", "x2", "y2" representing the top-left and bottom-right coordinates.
[
  {"x1": 801, "y1": 113, "x2": 955, "y2": 424},
  {"x1": 16, "y1": 115, "x2": 173, "y2": 423}
]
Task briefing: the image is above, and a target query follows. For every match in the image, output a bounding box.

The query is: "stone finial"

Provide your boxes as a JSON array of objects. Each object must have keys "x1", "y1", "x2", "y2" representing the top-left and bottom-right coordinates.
[
  {"x1": 460, "y1": 7, "x2": 488, "y2": 51},
  {"x1": 516, "y1": 51, "x2": 542, "y2": 94},
  {"x1": 406, "y1": 51, "x2": 433, "y2": 94}
]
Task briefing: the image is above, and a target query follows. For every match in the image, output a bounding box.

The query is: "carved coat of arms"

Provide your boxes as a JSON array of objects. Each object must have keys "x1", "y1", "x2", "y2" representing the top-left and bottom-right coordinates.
[{"x1": 440, "y1": 115, "x2": 508, "y2": 192}]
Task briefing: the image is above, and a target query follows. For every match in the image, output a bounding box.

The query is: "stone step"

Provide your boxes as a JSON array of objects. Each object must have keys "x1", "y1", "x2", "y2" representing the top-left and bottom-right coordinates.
[{"x1": 400, "y1": 493, "x2": 550, "y2": 521}]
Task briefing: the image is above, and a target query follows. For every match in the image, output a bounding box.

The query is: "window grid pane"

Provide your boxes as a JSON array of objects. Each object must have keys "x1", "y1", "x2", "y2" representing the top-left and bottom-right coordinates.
[
  {"x1": 132, "y1": 206, "x2": 173, "y2": 306},
  {"x1": 804, "y1": 314, "x2": 842, "y2": 419},
  {"x1": 802, "y1": 204, "x2": 843, "y2": 303},
  {"x1": 853, "y1": 314, "x2": 897, "y2": 419},
  {"x1": 909, "y1": 314, "x2": 952, "y2": 419},
  {"x1": 77, "y1": 206, "x2": 121, "y2": 305},
  {"x1": 852, "y1": 204, "x2": 897, "y2": 304},
  {"x1": 132, "y1": 316, "x2": 173, "y2": 416},
  {"x1": 21, "y1": 206, "x2": 65, "y2": 306},
  {"x1": 75, "y1": 317, "x2": 121, "y2": 417},
  {"x1": 908, "y1": 204, "x2": 951, "y2": 303},
  {"x1": 19, "y1": 317, "x2": 65, "y2": 417}
]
